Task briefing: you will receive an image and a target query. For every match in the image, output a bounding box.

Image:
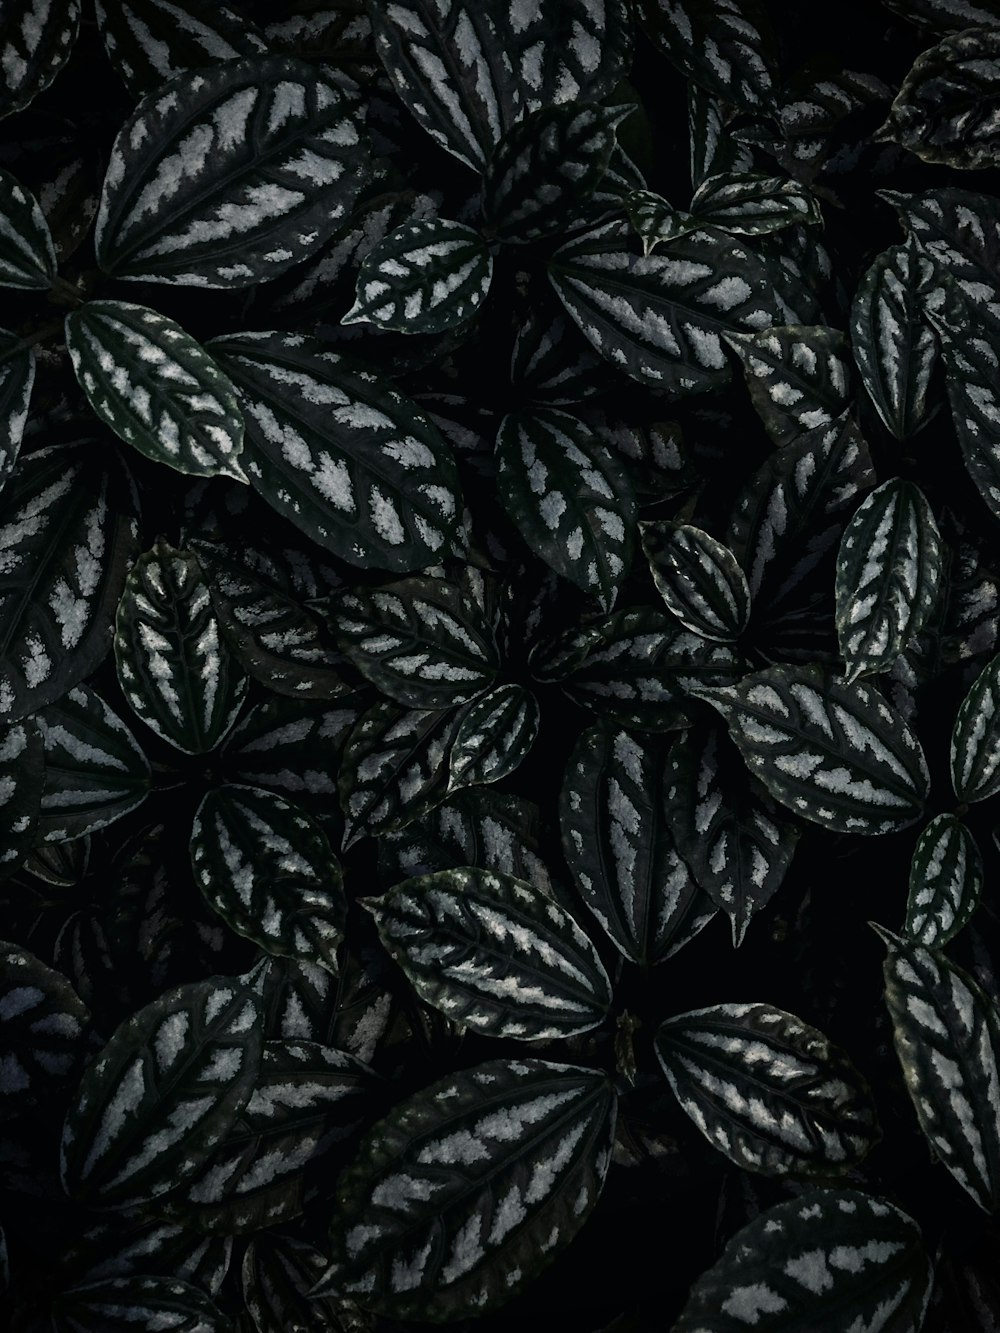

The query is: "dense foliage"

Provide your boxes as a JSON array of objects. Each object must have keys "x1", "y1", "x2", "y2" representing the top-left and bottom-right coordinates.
[{"x1": 5, "y1": 0, "x2": 1000, "y2": 1329}]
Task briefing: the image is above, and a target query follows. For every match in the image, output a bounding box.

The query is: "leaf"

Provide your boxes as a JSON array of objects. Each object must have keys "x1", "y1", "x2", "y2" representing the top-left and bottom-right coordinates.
[
  {"x1": 496, "y1": 409, "x2": 636, "y2": 610},
  {"x1": 505, "y1": 0, "x2": 633, "y2": 117},
  {"x1": 672, "y1": 1187, "x2": 932, "y2": 1332},
  {"x1": 656, "y1": 1003, "x2": 879, "y2": 1175},
  {"x1": 53, "y1": 1276, "x2": 227, "y2": 1333},
  {"x1": 882, "y1": 0, "x2": 1000, "y2": 28},
  {"x1": 877, "y1": 925, "x2": 1000, "y2": 1213},
  {"x1": 313, "y1": 1058, "x2": 617, "y2": 1319},
  {"x1": 835, "y1": 479, "x2": 944, "y2": 683},
  {"x1": 665, "y1": 725, "x2": 799, "y2": 946},
  {"x1": 243, "y1": 1235, "x2": 359, "y2": 1333},
  {"x1": 342, "y1": 218, "x2": 492, "y2": 335},
  {"x1": 950, "y1": 650, "x2": 1000, "y2": 803},
  {"x1": 878, "y1": 27, "x2": 1000, "y2": 169},
  {"x1": 548, "y1": 218, "x2": 787, "y2": 394},
  {"x1": 509, "y1": 306, "x2": 612, "y2": 404},
  {"x1": 114, "y1": 540, "x2": 248, "y2": 754},
  {"x1": 0, "y1": 165, "x2": 57, "y2": 289},
  {"x1": 0, "y1": 0, "x2": 81, "y2": 121},
  {"x1": 641, "y1": 521, "x2": 750, "y2": 642},
  {"x1": 623, "y1": 189, "x2": 698, "y2": 256},
  {"x1": 60, "y1": 976, "x2": 263, "y2": 1207},
  {"x1": 691, "y1": 172, "x2": 822, "y2": 236},
  {"x1": 330, "y1": 575, "x2": 499, "y2": 709},
  {"x1": 638, "y1": 0, "x2": 777, "y2": 113},
  {"x1": 35, "y1": 683, "x2": 151, "y2": 843},
  {"x1": 724, "y1": 324, "x2": 853, "y2": 448},
  {"x1": 221, "y1": 696, "x2": 361, "y2": 807},
  {"x1": 95, "y1": 56, "x2": 370, "y2": 287},
  {"x1": 850, "y1": 236, "x2": 940, "y2": 440},
  {"x1": 687, "y1": 82, "x2": 755, "y2": 191},
  {"x1": 906, "y1": 814, "x2": 982, "y2": 947},
  {"x1": 482, "y1": 103, "x2": 630, "y2": 244},
  {"x1": 0, "y1": 718, "x2": 42, "y2": 879},
  {"x1": 65, "y1": 301, "x2": 247, "y2": 483},
  {"x1": 708, "y1": 663, "x2": 930, "y2": 834},
  {"x1": 448, "y1": 683, "x2": 539, "y2": 792},
  {"x1": 209, "y1": 331, "x2": 463, "y2": 573},
  {"x1": 190, "y1": 785, "x2": 346, "y2": 972},
  {"x1": 881, "y1": 186, "x2": 1000, "y2": 306},
  {"x1": 560, "y1": 723, "x2": 716, "y2": 966},
  {"x1": 0, "y1": 330, "x2": 34, "y2": 493},
  {"x1": 0, "y1": 443, "x2": 139, "y2": 721},
  {"x1": 95, "y1": 0, "x2": 269, "y2": 98},
  {"x1": 0, "y1": 941, "x2": 90, "y2": 1123}
]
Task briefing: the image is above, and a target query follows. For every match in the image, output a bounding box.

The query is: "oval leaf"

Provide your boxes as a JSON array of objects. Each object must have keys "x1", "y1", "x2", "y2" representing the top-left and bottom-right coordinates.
[
  {"x1": 641, "y1": 521, "x2": 750, "y2": 642},
  {"x1": 691, "y1": 172, "x2": 821, "y2": 235},
  {"x1": 0, "y1": 0, "x2": 80, "y2": 121},
  {"x1": 638, "y1": 0, "x2": 777, "y2": 113},
  {"x1": 0, "y1": 165, "x2": 57, "y2": 288},
  {"x1": 448, "y1": 683, "x2": 539, "y2": 792},
  {"x1": 906, "y1": 814, "x2": 983, "y2": 947},
  {"x1": 950, "y1": 650, "x2": 1000, "y2": 803},
  {"x1": 724, "y1": 324, "x2": 853, "y2": 448}
]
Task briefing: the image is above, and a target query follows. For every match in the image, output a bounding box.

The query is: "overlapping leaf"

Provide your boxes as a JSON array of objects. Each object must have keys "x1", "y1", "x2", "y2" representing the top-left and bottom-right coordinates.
[
  {"x1": 950, "y1": 651, "x2": 1000, "y2": 803},
  {"x1": 0, "y1": 942, "x2": 90, "y2": 1123},
  {"x1": 691, "y1": 172, "x2": 821, "y2": 235},
  {"x1": 688, "y1": 83, "x2": 755, "y2": 190},
  {"x1": 641, "y1": 521, "x2": 750, "y2": 642},
  {"x1": 0, "y1": 0, "x2": 80, "y2": 120},
  {"x1": 0, "y1": 330, "x2": 34, "y2": 492},
  {"x1": 0, "y1": 166, "x2": 57, "y2": 289},
  {"x1": 639, "y1": 0, "x2": 777, "y2": 113},
  {"x1": 221, "y1": 696, "x2": 360, "y2": 807},
  {"x1": 623, "y1": 189, "x2": 697, "y2": 255},
  {"x1": 724, "y1": 324, "x2": 852, "y2": 448},
  {"x1": 906, "y1": 814, "x2": 982, "y2": 947},
  {"x1": 448, "y1": 683, "x2": 539, "y2": 792},
  {"x1": 243, "y1": 1235, "x2": 357, "y2": 1333},
  {"x1": 52, "y1": 1276, "x2": 227, "y2": 1333}
]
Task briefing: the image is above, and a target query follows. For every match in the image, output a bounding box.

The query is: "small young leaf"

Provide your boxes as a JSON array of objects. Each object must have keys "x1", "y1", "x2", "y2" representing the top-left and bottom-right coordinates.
[
  {"x1": 448, "y1": 683, "x2": 539, "y2": 792},
  {"x1": 688, "y1": 83, "x2": 755, "y2": 191},
  {"x1": 0, "y1": 165, "x2": 57, "y2": 289},
  {"x1": 221, "y1": 696, "x2": 361, "y2": 808},
  {"x1": 623, "y1": 189, "x2": 698, "y2": 255},
  {"x1": 906, "y1": 814, "x2": 982, "y2": 947},
  {"x1": 951, "y1": 650, "x2": 1000, "y2": 803},
  {"x1": 641, "y1": 521, "x2": 750, "y2": 642}
]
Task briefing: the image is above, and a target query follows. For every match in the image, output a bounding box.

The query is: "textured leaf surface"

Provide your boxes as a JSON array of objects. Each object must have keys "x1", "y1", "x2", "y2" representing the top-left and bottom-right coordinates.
[
  {"x1": 639, "y1": 0, "x2": 777, "y2": 112},
  {"x1": 60, "y1": 977, "x2": 263, "y2": 1206},
  {"x1": 221, "y1": 696, "x2": 360, "y2": 806},
  {"x1": 114, "y1": 540, "x2": 248, "y2": 754},
  {"x1": 366, "y1": 867, "x2": 612, "y2": 1041},
  {"x1": 0, "y1": 0, "x2": 80, "y2": 120},
  {"x1": 641, "y1": 521, "x2": 750, "y2": 642},
  {"x1": 496, "y1": 409, "x2": 636, "y2": 610},
  {"x1": 0, "y1": 165, "x2": 57, "y2": 289},
  {"x1": 190, "y1": 785, "x2": 346, "y2": 972},
  {"x1": 66, "y1": 301, "x2": 246, "y2": 482},
  {"x1": 342, "y1": 218, "x2": 492, "y2": 335},
  {"x1": 656, "y1": 1003, "x2": 879, "y2": 1175},
  {"x1": 95, "y1": 56, "x2": 370, "y2": 287},
  {"x1": 0, "y1": 330, "x2": 34, "y2": 492},
  {"x1": 0, "y1": 941, "x2": 89, "y2": 1123},
  {"x1": 688, "y1": 83, "x2": 755, "y2": 190},
  {"x1": 835, "y1": 479, "x2": 944, "y2": 682},
  {"x1": 672, "y1": 1188, "x2": 932, "y2": 1332},
  {"x1": 448, "y1": 683, "x2": 539, "y2": 792},
  {"x1": 560, "y1": 724, "x2": 716, "y2": 966},
  {"x1": 314, "y1": 1059, "x2": 617, "y2": 1319},
  {"x1": 210, "y1": 332, "x2": 462, "y2": 573},
  {"x1": 243, "y1": 1235, "x2": 351, "y2": 1333},
  {"x1": 0, "y1": 718, "x2": 41, "y2": 879},
  {"x1": 54, "y1": 1276, "x2": 227, "y2": 1332},
  {"x1": 0, "y1": 443, "x2": 139, "y2": 721},
  {"x1": 506, "y1": 0, "x2": 633, "y2": 116},
  {"x1": 623, "y1": 189, "x2": 698, "y2": 256},
  {"x1": 879, "y1": 927, "x2": 1000, "y2": 1212},
  {"x1": 725, "y1": 324, "x2": 852, "y2": 448},
  {"x1": 332, "y1": 575, "x2": 499, "y2": 709},
  {"x1": 691, "y1": 172, "x2": 821, "y2": 235},
  {"x1": 950, "y1": 650, "x2": 1000, "y2": 803},
  {"x1": 710, "y1": 664, "x2": 930, "y2": 834},
  {"x1": 906, "y1": 814, "x2": 982, "y2": 947}
]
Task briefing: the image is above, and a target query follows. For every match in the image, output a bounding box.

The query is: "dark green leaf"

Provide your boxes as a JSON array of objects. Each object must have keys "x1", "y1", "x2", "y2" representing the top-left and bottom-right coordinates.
[
  {"x1": 53, "y1": 1276, "x2": 227, "y2": 1333},
  {"x1": 724, "y1": 324, "x2": 853, "y2": 448},
  {"x1": 0, "y1": 0, "x2": 80, "y2": 121},
  {"x1": 906, "y1": 814, "x2": 982, "y2": 947},
  {"x1": 0, "y1": 165, "x2": 57, "y2": 288},
  {"x1": 638, "y1": 0, "x2": 777, "y2": 113},
  {"x1": 243, "y1": 1235, "x2": 361, "y2": 1333},
  {"x1": 0, "y1": 940, "x2": 89, "y2": 1123},
  {"x1": 221, "y1": 695, "x2": 361, "y2": 807},
  {"x1": 0, "y1": 717, "x2": 42, "y2": 880},
  {"x1": 448, "y1": 683, "x2": 539, "y2": 792},
  {"x1": 0, "y1": 329, "x2": 34, "y2": 493},
  {"x1": 950, "y1": 650, "x2": 1000, "y2": 803},
  {"x1": 623, "y1": 189, "x2": 698, "y2": 256},
  {"x1": 882, "y1": 0, "x2": 1000, "y2": 27},
  {"x1": 688, "y1": 82, "x2": 754, "y2": 191},
  {"x1": 641, "y1": 520, "x2": 750, "y2": 642},
  {"x1": 691, "y1": 172, "x2": 821, "y2": 235}
]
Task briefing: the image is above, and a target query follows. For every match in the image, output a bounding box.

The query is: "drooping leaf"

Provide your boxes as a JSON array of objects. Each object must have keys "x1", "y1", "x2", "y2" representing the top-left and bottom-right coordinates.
[
  {"x1": 641, "y1": 521, "x2": 750, "y2": 642},
  {"x1": 638, "y1": 0, "x2": 777, "y2": 113},
  {"x1": 65, "y1": 301, "x2": 247, "y2": 482},
  {"x1": 877, "y1": 925, "x2": 1000, "y2": 1213},
  {"x1": 691, "y1": 172, "x2": 822, "y2": 235},
  {"x1": 448, "y1": 683, "x2": 539, "y2": 792},
  {"x1": 52, "y1": 1276, "x2": 227, "y2": 1333},
  {"x1": 724, "y1": 324, "x2": 853, "y2": 448},
  {"x1": 95, "y1": 56, "x2": 370, "y2": 287},
  {"x1": 0, "y1": 0, "x2": 81, "y2": 121},
  {"x1": 114, "y1": 540, "x2": 248, "y2": 754},
  {"x1": 0, "y1": 330, "x2": 34, "y2": 493},
  {"x1": 656, "y1": 1002, "x2": 880, "y2": 1175},
  {"x1": 0, "y1": 165, "x2": 57, "y2": 289},
  {"x1": 0, "y1": 443, "x2": 139, "y2": 721},
  {"x1": 950, "y1": 650, "x2": 1000, "y2": 803},
  {"x1": 906, "y1": 814, "x2": 982, "y2": 947},
  {"x1": 190, "y1": 785, "x2": 346, "y2": 972},
  {"x1": 496, "y1": 409, "x2": 636, "y2": 610},
  {"x1": 60, "y1": 976, "x2": 263, "y2": 1207},
  {"x1": 313, "y1": 1059, "x2": 617, "y2": 1320},
  {"x1": 209, "y1": 331, "x2": 463, "y2": 573}
]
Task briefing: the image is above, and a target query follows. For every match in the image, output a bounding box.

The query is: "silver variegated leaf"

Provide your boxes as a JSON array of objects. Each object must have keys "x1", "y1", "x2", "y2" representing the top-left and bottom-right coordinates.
[
  {"x1": 482, "y1": 103, "x2": 630, "y2": 244},
  {"x1": 672, "y1": 1188, "x2": 932, "y2": 1332},
  {"x1": 190, "y1": 785, "x2": 346, "y2": 973},
  {"x1": 688, "y1": 82, "x2": 755, "y2": 191},
  {"x1": 95, "y1": 56, "x2": 370, "y2": 287},
  {"x1": 339, "y1": 700, "x2": 461, "y2": 847},
  {"x1": 641, "y1": 520, "x2": 750, "y2": 642},
  {"x1": 35, "y1": 683, "x2": 150, "y2": 843},
  {"x1": 878, "y1": 926, "x2": 1000, "y2": 1213},
  {"x1": 850, "y1": 237, "x2": 939, "y2": 440},
  {"x1": 639, "y1": 0, "x2": 777, "y2": 113},
  {"x1": 114, "y1": 540, "x2": 248, "y2": 755},
  {"x1": 209, "y1": 331, "x2": 462, "y2": 573},
  {"x1": 0, "y1": 941, "x2": 89, "y2": 1123},
  {"x1": 560, "y1": 723, "x2": 716, "y2": 966},
  {"x1": 496, "y1": 408, "x2": 636, "y2": 610},
  {"x1": 448, "y1": 683, "x2": 539, "y2": 792},
  {"x1": 0, "y1": 442, "x2": 139, "y2": 721},
  {"x1": 665, "y1": 726, "x2": 798, "y2": 946},
  {"x1": 0, "y1": 329, "x2": 34, "y2": 492},
  {"x1": 950, "y1": 650, "x2": 1000, "y2": 803},
  {"x1": 0, "y1": 718, "x2": 42, "y2": 878},
  {"x1": 95, "y1": 0, "x2": 268, "y2": 98},
  {"x1": 52, "y1": 1277, "x2": 227, "y2": 1333},
  {"x1": 882, "y1": 186, "x2": 1000, "y2": 307},
  {"x1": 623, "y1": 189, "x2": 698, "y2": 256},
  {"x1": 0, "y1": 0, "x2": 80, "y2": 121},
  {"x1": 509, "y1": 306, "x2": 612, "y2": 404},
  {"x1": 60, "y1": 976, "x2": 263, "y2": 1207},
  {"x1": 878, "y1": 27, "x2": 1000, "y2": 169},
  {"x1": 835, "y1": 479, "x2": 944, "y2": 683},
  {"x1": 365, "y1": 867, "x2": 611, "y2": 1040},
  {"x1": 0, "y1": 165, "x2": 57, "y2": 289},
  {"x1": 342, "y1": 218, "x2": 492, "y2": 335},
  {"x1": 724, "y1": 324, "x2": 852, "y2": 448},
  {"x1": 506, "y1": 0, "x2": 632, "y2": 116},
  {"x1": 64, "y1": 1215, "x2": 232, "y2": 1294},
  {"x1": 243, "y1": 1235, "x2": 361, "y2": 1333},
  {"x1": 65, "y1": 301, "x2": 246, "y2": 482},
  {"x1": 548, "y1": 218, "x2": 786, "y2": 394},
  {"x1": 691, "y1": 172, "x2": 821, "y2": 236},
  {"x1": 708, "y1": 664, "x2": 930, "y2": 834},
  {"x1": 331, "y1": 575, "x2": 499, "y2": 709},
  {"x1": 221, "y1": 696, "x2": 360, "y2": 808},
  {"x1": 656, "y1": 1002, "x2": 879, "y2": 1175},
  {"x1": 313, "y1": 1059, "x2": 617, "y2": 1320},
  {"x1": 906, "y1": 814, "x2": 982, "y2": 947}
]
